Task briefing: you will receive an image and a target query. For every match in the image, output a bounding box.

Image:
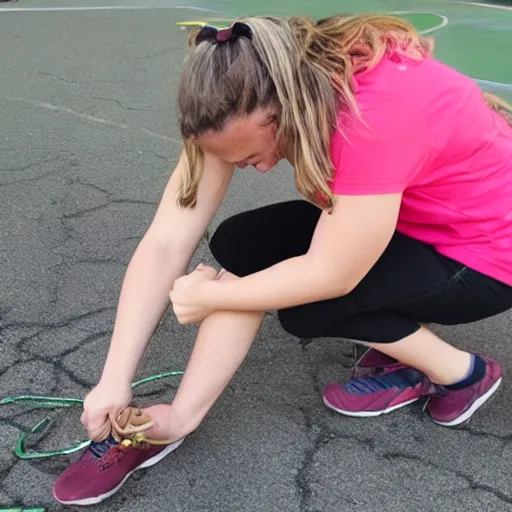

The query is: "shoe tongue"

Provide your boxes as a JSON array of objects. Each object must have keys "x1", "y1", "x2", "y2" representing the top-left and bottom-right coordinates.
[
  {"x1": 357, "y1": 349, "x2": 398, "y2": 369},
  {"x1": 89, "y1": 436, "x2": 119, "y2": 459}
]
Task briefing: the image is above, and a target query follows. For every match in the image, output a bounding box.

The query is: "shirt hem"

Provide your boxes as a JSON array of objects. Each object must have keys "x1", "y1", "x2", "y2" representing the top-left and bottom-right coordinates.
[{"x1": 435, "y1": 246, "x2": 512, "y2": 287}]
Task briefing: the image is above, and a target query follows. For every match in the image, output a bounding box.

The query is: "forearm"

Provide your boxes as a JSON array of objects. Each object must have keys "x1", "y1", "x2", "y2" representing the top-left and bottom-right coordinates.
[
  {"x1": 196, "y1": 193, "x2": 400, "y2": 314},
  {"x1": 101, "y1": 237, "x2": 190, "y2": 384},
  {"x1": 204, "y1": 255, "x2": 347, "y2": 312}
]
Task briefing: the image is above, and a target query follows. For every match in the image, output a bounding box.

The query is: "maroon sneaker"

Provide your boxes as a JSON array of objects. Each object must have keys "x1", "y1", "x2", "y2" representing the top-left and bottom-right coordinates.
[
  {"x1": 353, "y1": 348, "x2": 399, "y2": 378},
  {"x1": 53, "y1": 436, "x2": 183, "y2": 506},
  {"x1": 323, "y1": 364, "x2": 436, "y2": 417},
  {"x1": 428, "y1": 356, "x2": 503, "y2": 427}
]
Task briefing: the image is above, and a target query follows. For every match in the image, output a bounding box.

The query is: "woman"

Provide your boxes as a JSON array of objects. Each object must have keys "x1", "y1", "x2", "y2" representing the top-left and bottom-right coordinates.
[{"x1": 53, "y1": 14, "x2": 512, "y2": 505}]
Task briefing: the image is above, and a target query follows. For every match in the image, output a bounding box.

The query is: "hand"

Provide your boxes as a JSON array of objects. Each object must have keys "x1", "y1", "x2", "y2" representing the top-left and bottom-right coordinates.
[
  {"x1": 169, "y1": 264, "x2": 218, "y2": 324},
  {"x1": 81, "y1": 379, "x2": 133, "y2": 442}
]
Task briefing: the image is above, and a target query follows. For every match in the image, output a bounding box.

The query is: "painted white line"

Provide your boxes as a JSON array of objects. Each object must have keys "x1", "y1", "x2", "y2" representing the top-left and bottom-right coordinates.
[
  {"x1": 2, "y1": 10, "x2": 509, "y2": 99},
  {"x1": 0, "y1": 5, "x2": 219, "y2": 13},
  {"x1": 421, "y1": 14, "x2": 449, "y2": 35},
  {"x1": 392, "y1": 11, "x2": 449, "y2": 35},
  {"x1": 475, "y1": 78, "x2": 512, "y2": 90},
  {"x1": 392, "y1": 11, "x2": 512, "y2": 89},
  {"x1": 141, "y1": 127, "x2": 180, "y2": 142},
  {"x1": 6, "y1": 97, "x2": 130, "y2": 128},
  {"x1": 454, "y1": 1, "x2": 512, "y2": 11},
  {"x1": 4, "y1": 96, "x2": 181, "y2": 144}
]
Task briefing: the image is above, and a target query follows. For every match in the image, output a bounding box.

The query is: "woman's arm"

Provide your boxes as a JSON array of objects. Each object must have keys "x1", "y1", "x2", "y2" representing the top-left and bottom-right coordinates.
[
  {"x1": 100, "y1": 151, "x2": 234, "y2": 385},
  {"x1": 173, "y1": 193, "x2": 402, "y2": 316}
]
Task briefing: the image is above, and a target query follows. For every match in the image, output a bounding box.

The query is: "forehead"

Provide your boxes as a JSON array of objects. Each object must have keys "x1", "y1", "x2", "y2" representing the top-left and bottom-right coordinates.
[{"x1": 197, "y1": 109, "x2": 273, "y2": 161}]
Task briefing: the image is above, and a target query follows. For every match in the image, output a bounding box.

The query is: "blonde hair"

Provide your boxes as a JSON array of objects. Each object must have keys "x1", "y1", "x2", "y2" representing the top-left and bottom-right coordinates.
[
  {"x1": 483, "y1": 91, "x2": 512, "y2": 125},
  {"x1": 177, "y1": 14, "x2": 512, "y2": 209}
]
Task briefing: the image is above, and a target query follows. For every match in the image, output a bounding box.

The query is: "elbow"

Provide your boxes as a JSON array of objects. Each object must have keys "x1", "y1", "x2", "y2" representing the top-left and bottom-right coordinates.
[
  {"x1": 325, "y1": 278, "x2": 355, "y2": 299},
  {"x1": 334, "y1": 271, "x2": 365, "y2": 297},
  {"x1": 312, "y1": 268, "x2": 354, "y2": 300},
  {"x1": 305, "y1": 254, "x2": 363, "y2": 300},
  {"x1": 313, "y1": 263, "x2": 361, "y2": 299},
  {"x1": 142, "y1": 232, "x2": 190, "y2": 261},
  {"x1": 340, "y1": 278, "x2": 359, "y2": 296}
]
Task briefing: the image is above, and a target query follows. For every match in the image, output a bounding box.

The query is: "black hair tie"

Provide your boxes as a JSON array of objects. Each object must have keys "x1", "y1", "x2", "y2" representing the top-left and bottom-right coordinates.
[{"x1": 195, "y1": 21, "x2": 253, "y2": 45}]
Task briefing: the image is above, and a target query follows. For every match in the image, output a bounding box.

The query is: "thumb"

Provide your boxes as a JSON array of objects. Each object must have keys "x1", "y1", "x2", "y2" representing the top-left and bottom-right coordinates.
[
  {"x1": 82, "y1": 410, "x2": 112, "y2": 442},
  {"x1": 82, "y1": 408, "x2": 106, "y2": 431},
  {"x1": 89, "y1": 419, "x2": 112, "y2": 443}
]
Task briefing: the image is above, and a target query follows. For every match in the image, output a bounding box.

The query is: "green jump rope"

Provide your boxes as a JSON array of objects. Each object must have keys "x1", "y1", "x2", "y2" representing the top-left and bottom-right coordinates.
[
  {"x1": 0, "y1": 370, "x2": 184, "y2": 459},
  {"x1": 0, "y1": 371, "x2": 184, "y2": 511}
]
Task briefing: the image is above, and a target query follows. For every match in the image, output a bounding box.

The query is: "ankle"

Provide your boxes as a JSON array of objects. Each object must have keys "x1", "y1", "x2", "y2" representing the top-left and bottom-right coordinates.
[
  {"x1": 142, "y1": 404, "x2": 190, "y2": 443},
  {"x1": 426, "y1": 351, "x2": 473, "y2": 386}
]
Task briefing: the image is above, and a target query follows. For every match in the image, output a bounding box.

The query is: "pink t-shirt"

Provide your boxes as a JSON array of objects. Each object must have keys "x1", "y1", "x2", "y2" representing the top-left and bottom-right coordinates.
[{"x1": 329, "y1": 52, "x2": 512, "y2": 286}]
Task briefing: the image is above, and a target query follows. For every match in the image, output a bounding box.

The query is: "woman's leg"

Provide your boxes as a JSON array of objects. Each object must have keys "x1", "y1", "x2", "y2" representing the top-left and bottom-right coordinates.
[
  {"x1": 279, "y1": 240, "x2": 511, "y2": 423},
  {"x1": 142, "y1": 272, "x2": 265, "y2": 442},
  {"x1": 278, "y1": 227, "x2": 512, "y2": 369},
  {"x1": 370, "y1": 326, "x2": 471, "y2": 386},
  {"x1": 320, "y1": 318, "x2": 503, "y2": 425}
]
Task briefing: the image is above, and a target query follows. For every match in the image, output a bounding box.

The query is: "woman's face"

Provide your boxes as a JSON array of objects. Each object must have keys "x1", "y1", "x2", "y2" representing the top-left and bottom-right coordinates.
[{"x1": 196, "y1": 108, "x2": 282, "y2": 173}]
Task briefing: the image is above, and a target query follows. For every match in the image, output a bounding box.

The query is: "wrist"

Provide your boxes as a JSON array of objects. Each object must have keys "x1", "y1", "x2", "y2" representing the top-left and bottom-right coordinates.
[
  {"x1": 200, "y1": 279, "x2": 222, "y2": 311},
  {"x1": 100, "y1": 367, "x2": 133, "y2": 387}
]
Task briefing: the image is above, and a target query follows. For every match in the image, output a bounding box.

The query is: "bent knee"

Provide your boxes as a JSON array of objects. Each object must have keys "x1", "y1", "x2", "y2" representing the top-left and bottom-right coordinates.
[
  {"x1": 278, "y1": 308, "x2": 318, "y2": 339},
  {"x1": 209, "y1": 216, "x2": 242, "y2": 263}
]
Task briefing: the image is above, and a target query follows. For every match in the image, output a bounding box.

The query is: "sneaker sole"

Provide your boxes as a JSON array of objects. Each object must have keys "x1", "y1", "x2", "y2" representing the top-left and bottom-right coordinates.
[
  {"x1": 322, "y1": 395, "x2": 420, "y2": 417},
  {"x1": 432, "y1": 377, "x2": 502, "y2": 427},
  {"x1": 53, "y1": 438, "x2": 184, "y2": 506}
]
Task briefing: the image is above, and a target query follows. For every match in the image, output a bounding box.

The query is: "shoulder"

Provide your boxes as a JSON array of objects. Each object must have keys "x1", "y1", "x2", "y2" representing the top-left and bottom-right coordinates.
[{"x1": 328, "y1": 57, "x2": 435, "y2": 195}]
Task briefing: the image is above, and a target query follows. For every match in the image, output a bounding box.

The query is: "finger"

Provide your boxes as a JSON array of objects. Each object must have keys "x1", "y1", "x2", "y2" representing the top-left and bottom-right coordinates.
[
  {"x1": 80, "y1": 409, "x2": 88, "y2": 427},
  {"x1": 83, "y1": 410, "x2": 107, "y2": 431},
  {"x1": 195, "y1": 263, "x2": 218, "y2": 279},
  {"x1": 216, "y1": 268, "x2": 228, "y2": 280},
  {"x1": 89, "y1": 418, "x2": 112, "y2": 443}
]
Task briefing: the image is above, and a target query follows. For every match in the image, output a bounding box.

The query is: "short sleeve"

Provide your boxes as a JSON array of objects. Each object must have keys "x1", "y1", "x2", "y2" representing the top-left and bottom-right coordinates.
[{"x1": 329, "y1": 96, "x2": 432, "y2": 195}]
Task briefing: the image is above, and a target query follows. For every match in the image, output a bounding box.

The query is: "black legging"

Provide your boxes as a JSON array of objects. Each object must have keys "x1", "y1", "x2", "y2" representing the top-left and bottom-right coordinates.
[{"x1": 209, "y1": 200, "x2": 512, "y2": 343}]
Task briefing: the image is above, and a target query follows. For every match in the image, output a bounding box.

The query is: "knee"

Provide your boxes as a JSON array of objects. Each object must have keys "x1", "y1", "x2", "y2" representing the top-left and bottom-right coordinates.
[
  {"x1": 278, "y1": 308, "x2": 318, "y2": 339},
  {"x1": 209, "y1": 216, "x2": 243, "y2": 272}
]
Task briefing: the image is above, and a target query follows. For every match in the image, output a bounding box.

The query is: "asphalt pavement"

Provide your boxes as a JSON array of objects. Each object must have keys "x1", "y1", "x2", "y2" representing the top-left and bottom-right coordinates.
[{"x1": 1, "y1": 6, "x2": 512, "y2": 512}]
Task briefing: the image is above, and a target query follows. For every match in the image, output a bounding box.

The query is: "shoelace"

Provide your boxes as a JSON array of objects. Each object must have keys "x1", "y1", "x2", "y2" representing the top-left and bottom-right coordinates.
[
  {"x1": 345, "y1": 367, "x2": 428, "y2": 395},
  {"x1": 110, "y1": 407, "x2": 176, "y2": 447},
  {"x1": 422, "y1": 385, "x2": 449, "y2": 412}
]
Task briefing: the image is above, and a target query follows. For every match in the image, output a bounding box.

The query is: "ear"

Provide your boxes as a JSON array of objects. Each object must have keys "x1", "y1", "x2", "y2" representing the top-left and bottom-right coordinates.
[
  {"x1": 262, "y1": 105, "x2": 280, "y2": 126},
  {"x1": 420, "y1": 36, "x2": 435, "y2": 56}
]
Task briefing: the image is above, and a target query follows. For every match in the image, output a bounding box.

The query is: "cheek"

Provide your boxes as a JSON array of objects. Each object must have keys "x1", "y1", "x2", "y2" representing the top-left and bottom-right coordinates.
[
  {"x1": 261, "y1": 123, "x2": 278, "y2": 148},
  {"x1": 263, "y1": 134, "x2": 279, "y2": 158}
]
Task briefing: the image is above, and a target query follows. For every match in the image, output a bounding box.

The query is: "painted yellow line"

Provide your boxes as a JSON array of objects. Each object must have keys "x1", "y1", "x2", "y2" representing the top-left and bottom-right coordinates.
[
  {"x1": 177, "y1": 19, "x2": 233, "y2": 28},
  {"x1": 177, "y1": 21, "x2": 209, "y2": 27}
]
